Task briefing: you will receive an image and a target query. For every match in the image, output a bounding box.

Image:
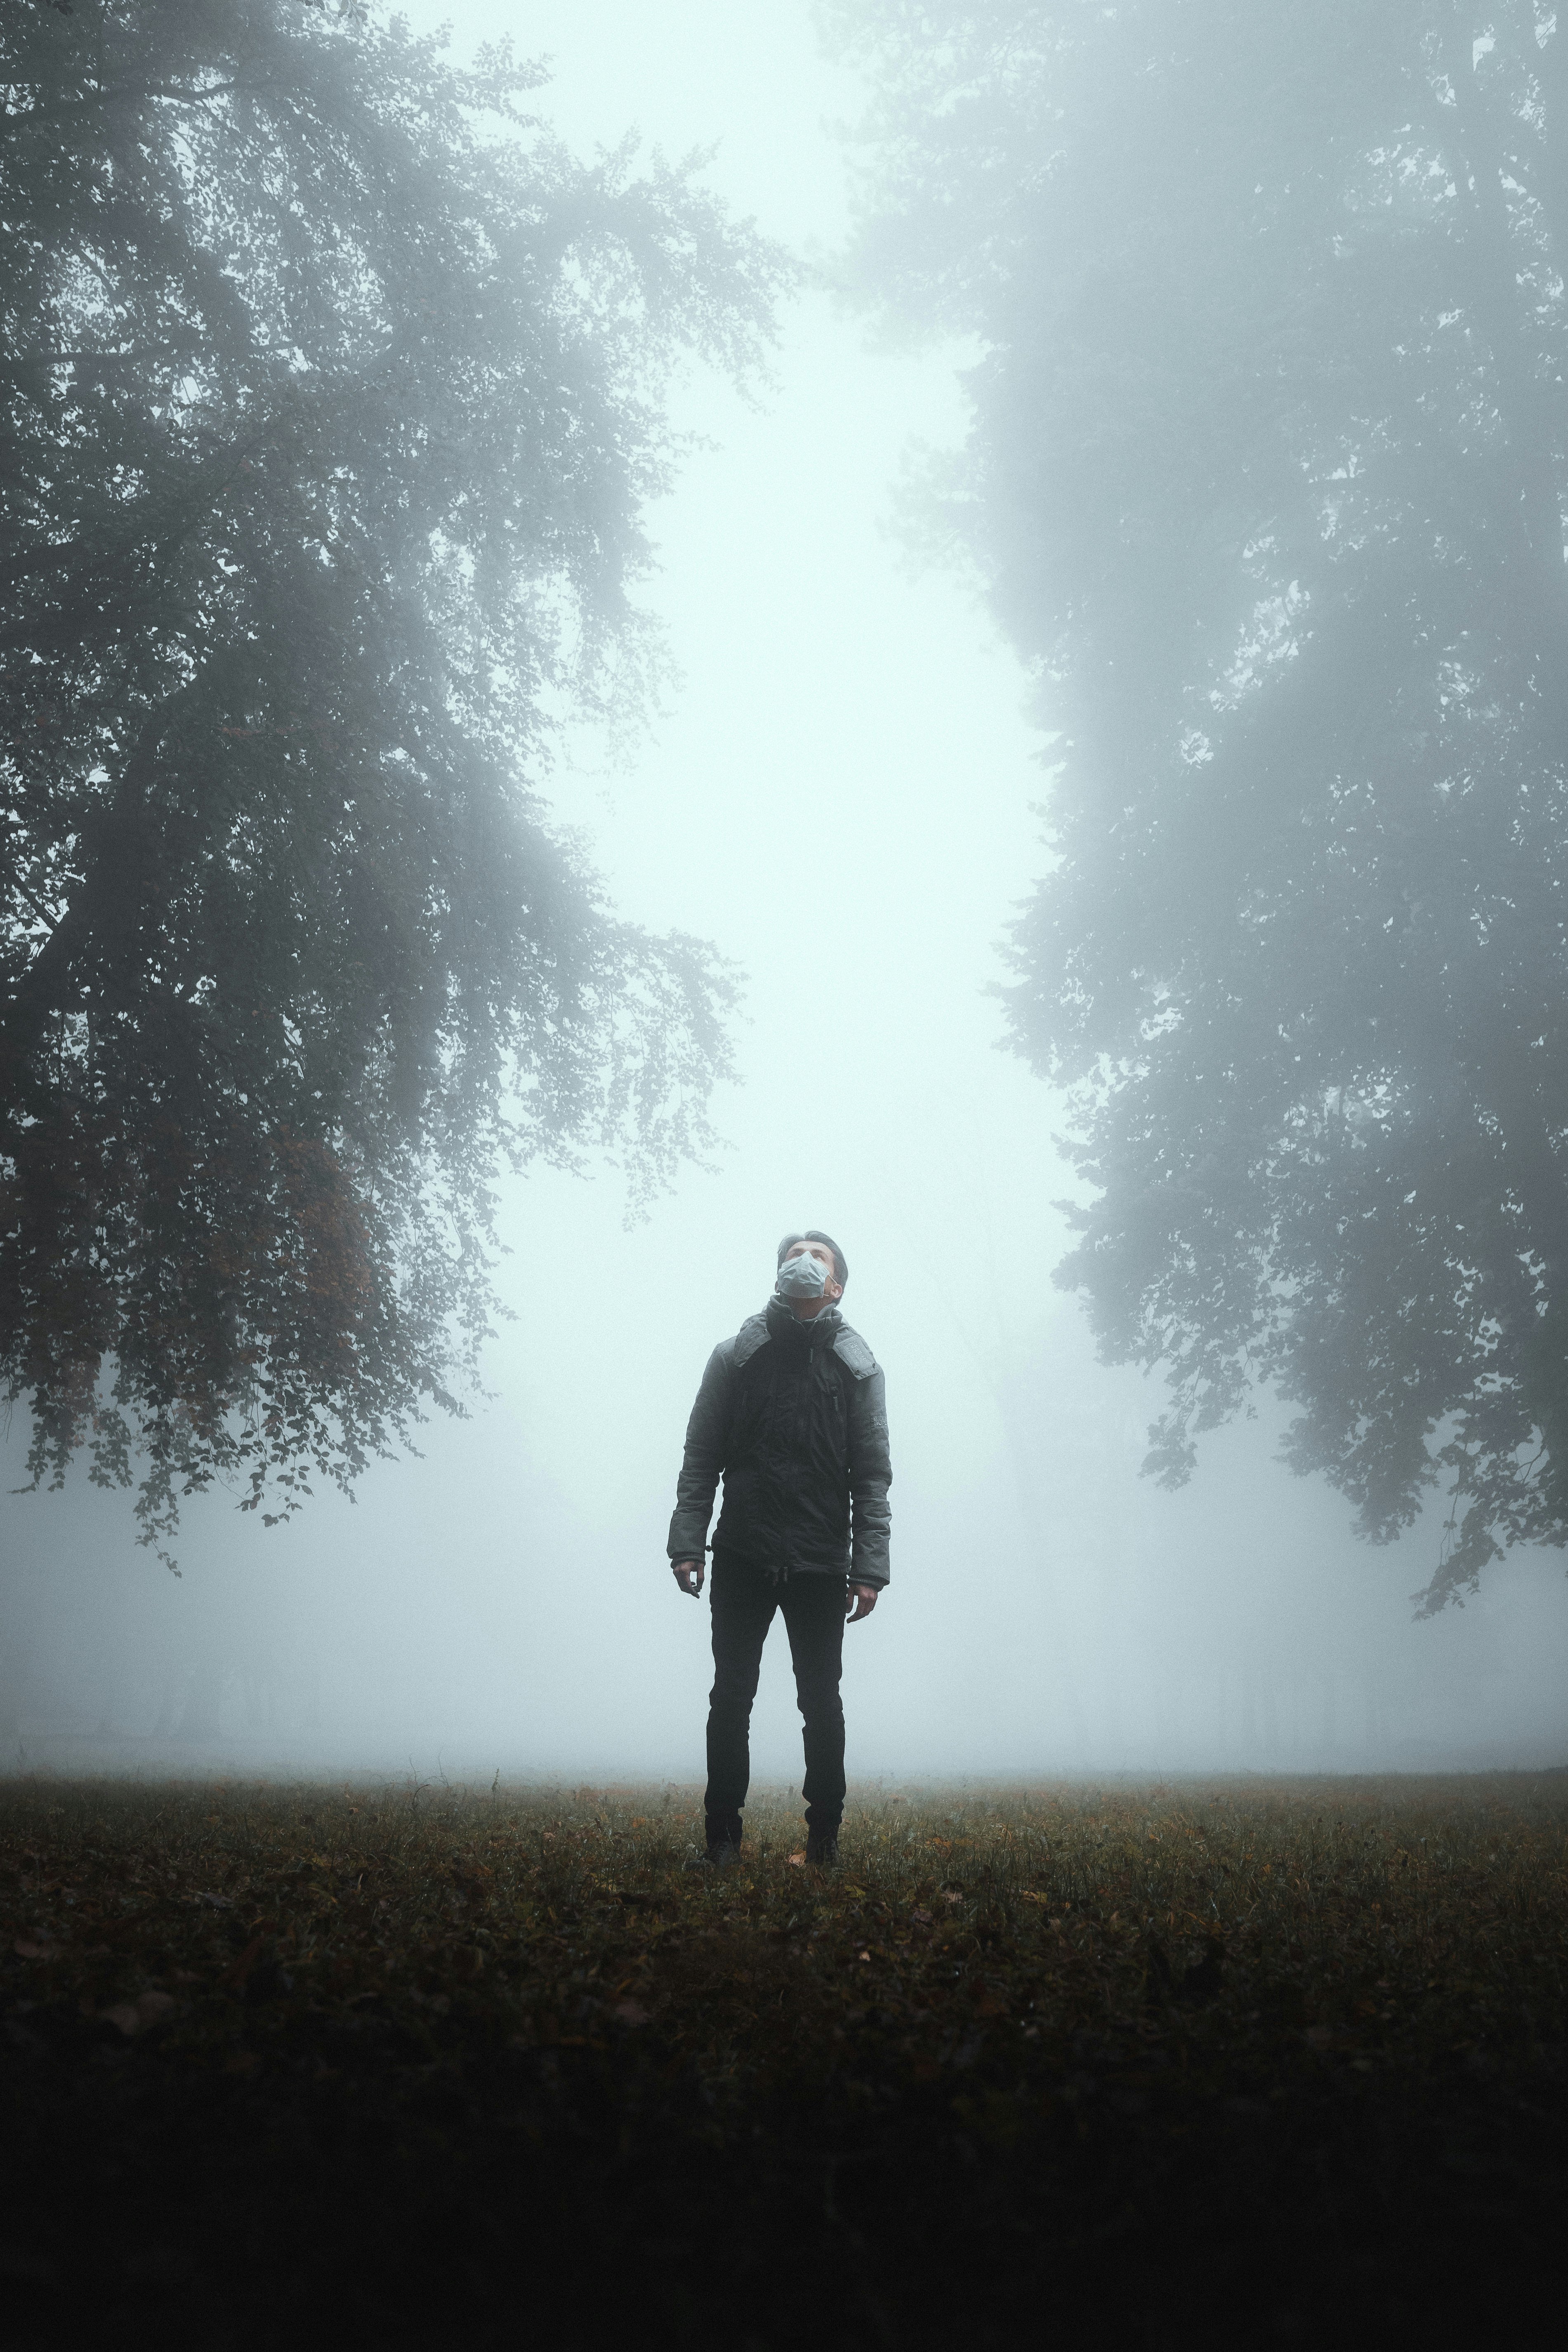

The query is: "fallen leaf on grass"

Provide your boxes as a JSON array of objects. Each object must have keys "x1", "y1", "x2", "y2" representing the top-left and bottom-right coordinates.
[
  {"x1": 613, "y1": 2000, "x2": 650, "y2": 2026},
  {"x1": 12, "y1": 1938, "x2": 59, "y2": 1960},
  {"x1": 221, "y1": 1924, "x2": 278, "y2": 1989},
  {"x1": 101, "y1": 1991, "x2": 178, "y2": 2038},
  {"x1": 788, "y1": 1853, "x2": 806, "y2": 1868}
]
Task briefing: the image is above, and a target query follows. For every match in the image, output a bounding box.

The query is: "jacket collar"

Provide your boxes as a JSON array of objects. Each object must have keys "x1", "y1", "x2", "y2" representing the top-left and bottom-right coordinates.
[{"x1": 764, "y1": 1295, "x2": 842, "y2": 1350}]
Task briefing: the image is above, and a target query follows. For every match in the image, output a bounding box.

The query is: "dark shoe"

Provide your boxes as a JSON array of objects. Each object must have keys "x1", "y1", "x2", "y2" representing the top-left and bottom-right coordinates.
[
  {"x1": 705, "y1": 1811, "x2": 743, "y2": 1867},
  {"x1": 804, "y1": 1827, "x2": 839, "y2": 1867}
]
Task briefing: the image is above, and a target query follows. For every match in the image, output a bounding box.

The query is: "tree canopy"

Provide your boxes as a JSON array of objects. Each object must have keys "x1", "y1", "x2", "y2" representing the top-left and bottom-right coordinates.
[
  {"x1": 830, "y1": 0, "x2": 1568, "y2": 1607},
  {"x1": 1, "y1": 0, "x2": 785, "y2": 1552}
]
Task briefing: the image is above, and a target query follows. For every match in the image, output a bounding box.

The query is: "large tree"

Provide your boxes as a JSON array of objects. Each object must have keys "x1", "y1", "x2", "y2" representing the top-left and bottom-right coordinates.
[
  {"x1": 830, "y1": 0, "x2": 1568, "y2": 1607},
  {"x1": 1, "y1": 0, "x2": 783, "y2": 1552}
]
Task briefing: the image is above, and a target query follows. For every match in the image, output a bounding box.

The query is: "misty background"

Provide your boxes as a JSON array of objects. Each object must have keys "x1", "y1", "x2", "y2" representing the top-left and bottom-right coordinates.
[{"x1": 4, "y1": 0, "x2": 1566, "y2": 1782}]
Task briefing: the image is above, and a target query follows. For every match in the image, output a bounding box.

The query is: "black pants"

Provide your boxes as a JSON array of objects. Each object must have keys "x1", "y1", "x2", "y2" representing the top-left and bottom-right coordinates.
[{"x1": 705, "y1": 1548, "x2": 846, "y2": 1837}]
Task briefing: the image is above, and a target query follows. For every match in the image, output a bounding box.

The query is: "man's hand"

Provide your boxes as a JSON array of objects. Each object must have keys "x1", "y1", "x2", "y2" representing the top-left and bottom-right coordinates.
[
  {"x1": 846, "y1": 1583, "x2": 878, "y2": 1623},
  {"x1": 672, "y1": 1557, "x2": 705, "y2": 1597}
]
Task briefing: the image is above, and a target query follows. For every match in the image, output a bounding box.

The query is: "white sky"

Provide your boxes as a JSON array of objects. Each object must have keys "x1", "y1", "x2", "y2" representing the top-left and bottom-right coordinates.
[{"x1": 3, "y1": 1, "x2": 1567, "y2": 1787}]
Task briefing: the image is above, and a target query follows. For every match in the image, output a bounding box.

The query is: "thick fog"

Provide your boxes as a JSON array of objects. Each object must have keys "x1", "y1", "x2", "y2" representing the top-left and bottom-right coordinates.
[{"x1": 3, "y1": 0, "x2": 1567, "y2": 1783}]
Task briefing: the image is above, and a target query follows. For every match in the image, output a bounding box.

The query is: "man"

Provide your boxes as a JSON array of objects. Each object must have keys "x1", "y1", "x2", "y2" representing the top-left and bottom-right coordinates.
[{"x1": 668, "y1": 1230, "x2": 891, "y2": 1868}]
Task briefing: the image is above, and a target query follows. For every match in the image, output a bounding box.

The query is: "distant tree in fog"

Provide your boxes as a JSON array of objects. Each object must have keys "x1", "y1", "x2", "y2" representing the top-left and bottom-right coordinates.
[
  {"x1": 0, "y1": 0, "x2": 783, "y2": 1557},
  {"x1": 829, "y1": 0, "x2": 1568, "y2": 1608}
]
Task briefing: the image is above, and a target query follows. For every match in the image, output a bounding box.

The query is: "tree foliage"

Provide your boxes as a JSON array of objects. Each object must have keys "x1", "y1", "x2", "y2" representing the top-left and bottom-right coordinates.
[
  {"x1": 828, "y1": 0, "x2": 1568, "y2": 1607},
  {"x1": 1, "y1": 0, "x2": 784, "y2": 1551}
]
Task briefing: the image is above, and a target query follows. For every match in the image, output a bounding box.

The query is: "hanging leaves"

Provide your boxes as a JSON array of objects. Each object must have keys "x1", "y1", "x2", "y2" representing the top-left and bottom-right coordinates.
[
  {"x1": 829, "y1": 0, "x2": 1568, "y2": 1604},
  {"x1": 0, "y1": 1, "x2": 785, "y2": 1549}
]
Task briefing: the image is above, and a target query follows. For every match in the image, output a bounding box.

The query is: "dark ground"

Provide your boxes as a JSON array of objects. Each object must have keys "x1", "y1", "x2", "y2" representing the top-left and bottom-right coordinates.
[{"x1": 2, "y1": 1774, "x2": 1563, "y2": 2347}]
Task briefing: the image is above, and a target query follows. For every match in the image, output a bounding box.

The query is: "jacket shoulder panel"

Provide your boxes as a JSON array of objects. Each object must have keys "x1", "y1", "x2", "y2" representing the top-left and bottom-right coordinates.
[
  {"x1": 732, "y1": 1313, "x2": 771, "y2": 1370},
  {"x1": 832, "y1": 1325, "x2": 879, "y2": 1380}
]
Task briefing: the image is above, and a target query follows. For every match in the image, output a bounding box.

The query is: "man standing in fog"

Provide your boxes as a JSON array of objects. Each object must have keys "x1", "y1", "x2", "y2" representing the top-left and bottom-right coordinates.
[{"x1": 668, "y1": 1231, "x2": 891, "y2": 1867}]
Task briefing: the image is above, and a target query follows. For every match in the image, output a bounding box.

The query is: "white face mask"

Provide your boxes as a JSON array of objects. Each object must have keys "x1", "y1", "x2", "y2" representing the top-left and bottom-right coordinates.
[{"x1": 776, "y1": 1251, "x2": 830, "y2": 1299}]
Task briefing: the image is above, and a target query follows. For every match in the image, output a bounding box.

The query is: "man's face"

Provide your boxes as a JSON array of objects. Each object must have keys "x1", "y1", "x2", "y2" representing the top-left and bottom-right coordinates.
[{"x1": 779, "y1": 1237, "x2": 843, "y2": 1317}]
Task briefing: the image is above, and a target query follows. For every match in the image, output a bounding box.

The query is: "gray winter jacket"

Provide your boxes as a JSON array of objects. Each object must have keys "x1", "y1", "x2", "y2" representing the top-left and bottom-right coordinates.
[{"x1": 667, "y1": 1297, "x2": 892, "y2": 1585}]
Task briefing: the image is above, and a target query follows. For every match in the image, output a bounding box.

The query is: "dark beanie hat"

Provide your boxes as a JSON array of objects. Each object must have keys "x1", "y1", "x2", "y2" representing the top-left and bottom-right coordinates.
[{"x1": 777, "y1": 1230, "x2": 848, "y2": 1290}]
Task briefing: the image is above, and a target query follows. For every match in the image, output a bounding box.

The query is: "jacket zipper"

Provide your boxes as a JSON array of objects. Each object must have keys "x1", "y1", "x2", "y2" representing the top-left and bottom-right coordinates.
[{"x1": 785, "y1": 1324, "x2": 822, "y2": 1577}]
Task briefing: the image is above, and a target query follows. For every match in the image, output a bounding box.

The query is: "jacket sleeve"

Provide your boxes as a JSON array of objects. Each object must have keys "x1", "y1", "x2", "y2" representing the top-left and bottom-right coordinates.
[
  {"x1": 846, "y1": 1365, "x2": 892, "y2": 1587},
  {"x1": 667, "y1": 1344, "x2": 732, "y2": 1560}
]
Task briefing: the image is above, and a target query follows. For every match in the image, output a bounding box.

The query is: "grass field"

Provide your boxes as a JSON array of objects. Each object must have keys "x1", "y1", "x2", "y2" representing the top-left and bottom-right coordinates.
[{"x1": 4, "y1": 1772, "x2": 1566, "y2": 2345}]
